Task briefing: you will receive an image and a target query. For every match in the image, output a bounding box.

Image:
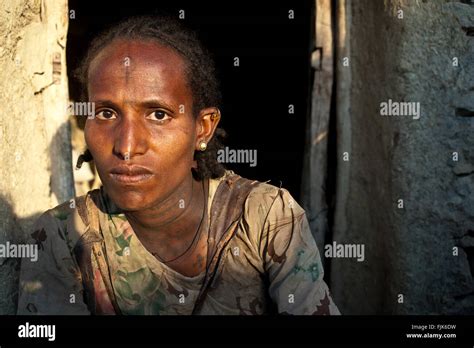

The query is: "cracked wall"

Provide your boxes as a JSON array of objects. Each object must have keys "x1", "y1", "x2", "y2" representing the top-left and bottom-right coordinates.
[
  {"x1": 0, "y1": 0, "x2": 72, "y2": 314},
  {"x1": 331, "y1": 0, "x2": 474, "y2": 314}
]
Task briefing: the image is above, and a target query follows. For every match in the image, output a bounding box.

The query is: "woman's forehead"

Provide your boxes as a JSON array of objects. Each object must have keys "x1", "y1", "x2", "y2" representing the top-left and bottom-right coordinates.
[
  {"x1": 89, "y1": 39, "x2": 186, "y2": 73},
  {"x1": 87, "y1": 39, "x2": 191, "y2": 102}
]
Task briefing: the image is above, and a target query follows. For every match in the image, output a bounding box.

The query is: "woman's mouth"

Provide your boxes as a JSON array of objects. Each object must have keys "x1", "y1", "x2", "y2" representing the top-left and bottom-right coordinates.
[{"x1": 109, "y1": 165, "x2": 154, "y2": 184}]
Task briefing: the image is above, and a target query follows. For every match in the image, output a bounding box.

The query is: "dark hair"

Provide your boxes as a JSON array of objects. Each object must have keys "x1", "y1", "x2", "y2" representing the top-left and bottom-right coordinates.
[{"x1": 75, "y1": 15, "x2": 226, "y2": 180}]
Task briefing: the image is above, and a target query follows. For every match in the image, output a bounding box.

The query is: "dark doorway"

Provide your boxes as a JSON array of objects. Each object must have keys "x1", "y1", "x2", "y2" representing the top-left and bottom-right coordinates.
[{"x1": 67, "y1": 0, "x2": 312, "y2": 201}]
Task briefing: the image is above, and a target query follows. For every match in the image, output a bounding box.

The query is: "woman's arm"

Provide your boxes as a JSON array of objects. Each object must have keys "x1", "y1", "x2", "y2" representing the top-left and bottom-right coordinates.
[{"x1": 251, "y1": 186, "x2": 340, "y2": 315}]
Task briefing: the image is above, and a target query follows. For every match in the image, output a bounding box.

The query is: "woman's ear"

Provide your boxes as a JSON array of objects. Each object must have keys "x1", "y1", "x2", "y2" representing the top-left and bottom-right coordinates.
[
  {"x1": 76, "y1": 149, "x2": 93, "y2": 169},
  {"x1": 195, "y1": 107, "x2": 221, "y2": 151}
]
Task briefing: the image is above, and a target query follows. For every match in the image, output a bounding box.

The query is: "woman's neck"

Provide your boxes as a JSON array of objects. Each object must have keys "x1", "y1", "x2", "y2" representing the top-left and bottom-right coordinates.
[{"x1": 124, "y1": 175, "x2": 205, "y2": 242}]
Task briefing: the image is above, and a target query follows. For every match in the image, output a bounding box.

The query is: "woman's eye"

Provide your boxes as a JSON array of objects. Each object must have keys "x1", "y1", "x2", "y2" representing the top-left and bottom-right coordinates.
[
  {"x1": 95, "y1": 110, "x2": 116, "y2": 120},
  {"x1": 147, "y1": 110, "x2": 171, "y2": 122}
]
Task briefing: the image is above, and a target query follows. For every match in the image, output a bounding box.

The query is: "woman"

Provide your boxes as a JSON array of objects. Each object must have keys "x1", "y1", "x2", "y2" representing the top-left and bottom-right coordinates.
[{"x1": 18, "y1": 16, "x2": 339, "y2": 315}]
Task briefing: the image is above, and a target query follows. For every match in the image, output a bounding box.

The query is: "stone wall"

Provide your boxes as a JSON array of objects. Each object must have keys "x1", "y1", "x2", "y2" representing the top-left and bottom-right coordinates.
[
  {"x1": 330, "y1": 0, "x2": 474, "y2": 314},
  {"x1": 0, "y1": 0, "x2": 71, "y2": 314}
]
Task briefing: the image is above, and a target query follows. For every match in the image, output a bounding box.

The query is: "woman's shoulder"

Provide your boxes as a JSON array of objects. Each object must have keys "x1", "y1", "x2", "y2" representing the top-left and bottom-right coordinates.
[
  {"x1": 32, "y1": 189, "x2": 104, "y2": 246},
  {"x1": 211, "y1": 172, "x2": 308, "y2": 258},
  {"x1": 41, "y1": 189, "x2": 101, "y2": 221},
  {"x1": 212, "y1": 171, "x2": 306, "y2": 225},
  {"x1": 246, "y1": 181, "x2": 306, "y2": 228}
]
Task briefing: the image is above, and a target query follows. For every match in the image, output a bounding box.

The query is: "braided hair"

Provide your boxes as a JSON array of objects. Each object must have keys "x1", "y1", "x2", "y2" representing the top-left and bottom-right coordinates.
[{"x1": 75, "y1": 15, "x2": 226, "y2": 180}]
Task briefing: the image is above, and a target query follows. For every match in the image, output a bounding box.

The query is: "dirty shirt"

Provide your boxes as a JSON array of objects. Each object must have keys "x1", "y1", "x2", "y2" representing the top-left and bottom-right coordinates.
[{"x1": 18, "y1": 172, "x2": 340, "y2": 315}]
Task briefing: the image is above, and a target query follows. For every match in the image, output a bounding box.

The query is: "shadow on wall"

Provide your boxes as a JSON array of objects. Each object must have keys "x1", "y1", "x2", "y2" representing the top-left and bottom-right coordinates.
[
  {"x1": 0, "y1": 194, "x2": 42, "y2": 314},
  {"x1": 49, "y1": 121, "x2": 75, "y2": 205},
  {"x1": 0, "y1": 122, "x2": 75, "y2": 314}
]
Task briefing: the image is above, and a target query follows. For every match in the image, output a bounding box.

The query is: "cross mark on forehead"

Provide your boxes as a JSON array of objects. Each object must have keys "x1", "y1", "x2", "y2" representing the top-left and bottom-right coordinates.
[
  {"x1": 123, "y1": 56, "x2": 131, "y2": 83},
  {"x1": 123, "y1": 56, "x2": 131, "y2": 67}
]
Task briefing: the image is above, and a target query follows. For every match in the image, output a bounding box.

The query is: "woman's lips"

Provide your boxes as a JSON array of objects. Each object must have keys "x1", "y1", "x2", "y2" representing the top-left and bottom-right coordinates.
[
  {"x1": 109, "y1": 165, "x2": 154, "y2": 184},
  {"x1": 109, "y1": 173, "x2": 154, "y2": 184}
]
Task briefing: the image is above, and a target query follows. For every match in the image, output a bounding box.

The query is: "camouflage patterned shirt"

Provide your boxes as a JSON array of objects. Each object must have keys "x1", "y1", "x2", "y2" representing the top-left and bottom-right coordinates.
[{"x1": 18, "y1": 171, "x2": 340, "y2": 315}]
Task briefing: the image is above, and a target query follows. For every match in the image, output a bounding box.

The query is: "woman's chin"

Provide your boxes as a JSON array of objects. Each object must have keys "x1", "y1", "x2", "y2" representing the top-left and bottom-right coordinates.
[
  {"x1": 116, "y1": 201, "x2": 146, "y2": 212},
  {"x1": 107, "y1": 190, "x2": 150, "y2": 212}
]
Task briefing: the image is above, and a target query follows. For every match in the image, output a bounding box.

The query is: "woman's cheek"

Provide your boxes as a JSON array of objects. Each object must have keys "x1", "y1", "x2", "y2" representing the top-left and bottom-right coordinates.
[
  {"x1": 84, "y1": 123, "x2": 107, "y2": 161},
  {"x1": 84, "y1": 121, "x2": 95, "y2": 147},
  {"x1": 84, "y1": 125, "x2": 96, "y2": 155}
]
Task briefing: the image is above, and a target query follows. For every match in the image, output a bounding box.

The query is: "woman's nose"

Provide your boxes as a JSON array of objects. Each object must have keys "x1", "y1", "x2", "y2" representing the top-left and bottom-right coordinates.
[{"x1": 113, "y1": 115, "x2": 148, "y2": 160}]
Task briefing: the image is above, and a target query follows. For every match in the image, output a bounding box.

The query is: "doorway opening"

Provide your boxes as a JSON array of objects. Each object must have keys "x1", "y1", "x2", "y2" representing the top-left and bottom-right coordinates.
[{"x1": 67, "y1": 0, "x2": 312, "y2": 201}]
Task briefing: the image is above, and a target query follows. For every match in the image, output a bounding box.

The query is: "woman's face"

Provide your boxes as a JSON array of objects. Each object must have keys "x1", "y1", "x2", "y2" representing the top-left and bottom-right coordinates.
[{"x1": 85, "y1": 39, "x2": 207, "y2": 211}]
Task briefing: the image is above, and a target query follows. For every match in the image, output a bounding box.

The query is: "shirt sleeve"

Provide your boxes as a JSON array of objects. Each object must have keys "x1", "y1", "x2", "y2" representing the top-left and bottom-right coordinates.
[
  {"x1": 257, "y1": 186, "x2": 340, "y2": 315},
  {"x1": 17, "y1": 209, "x2": 90, "y2": 315}
]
